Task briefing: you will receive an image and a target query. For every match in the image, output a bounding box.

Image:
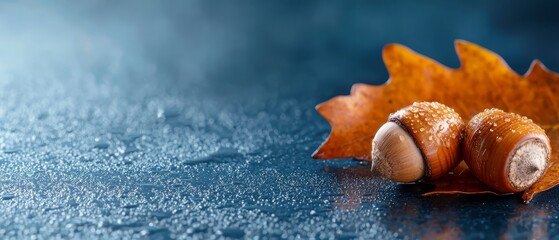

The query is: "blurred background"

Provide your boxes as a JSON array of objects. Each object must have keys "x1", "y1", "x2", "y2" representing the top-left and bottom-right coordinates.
[
  {"x1": 1, "y1": 1, "x2": 559, "y2": 239},
  {"x1": 2, "y1": 0, "x2": 558, "y2": 101}
]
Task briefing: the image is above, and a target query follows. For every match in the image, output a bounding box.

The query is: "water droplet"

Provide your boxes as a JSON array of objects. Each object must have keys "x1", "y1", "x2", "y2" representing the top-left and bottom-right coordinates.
[
  {"x1": 496, "y1": 136, "x2": 502, "y2": 142},
  {"x1": 221, "y1": 228, "x2": 246, "y2": 239},
  {"x1": 511, "y1": 129, "x2": 516, "y2": 133},
  {"x1": 493, "y1": 123, "x2": 497, "y2": 127},
  {"x1": 1, "y1": 193, "x2": 15, "y2": 201},
  {"x1": 489, "y1": 128, "x2": 494, "y2": 132},
  {"x1": 504, "y1": 118, "x2": 510, "y2": 123},
  {"x1": 420, "y1": 128, "x2": 425, "y2": 132},
  {"x1": 414, "y1": 114, "x2": 419, "y2": 118},
  {"x1": 94, "y1": 142, "x2": 109, "y2": 149},
  {"x1": 3, "y1": 148, "x2": 20, "y2": 154},
  {"x1": 428, "y1": 136, "x2": 433, "y2": 141}
]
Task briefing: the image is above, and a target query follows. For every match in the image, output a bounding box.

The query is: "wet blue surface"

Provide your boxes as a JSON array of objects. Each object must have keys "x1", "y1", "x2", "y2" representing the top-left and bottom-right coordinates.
[{"x1": 1, "y1": 1, "x2": 559, "y2": 239}]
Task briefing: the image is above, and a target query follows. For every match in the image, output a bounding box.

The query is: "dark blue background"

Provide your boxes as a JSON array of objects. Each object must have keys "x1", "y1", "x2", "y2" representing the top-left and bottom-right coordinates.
[{"x1": 0, "y1": 1, "x2": 558, "y2": 239}]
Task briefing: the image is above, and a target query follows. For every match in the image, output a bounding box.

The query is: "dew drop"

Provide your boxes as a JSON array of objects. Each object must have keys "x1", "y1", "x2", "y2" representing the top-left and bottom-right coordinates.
[{"x1": 1, "y1": 193, "x2": 15, "y2": 201}]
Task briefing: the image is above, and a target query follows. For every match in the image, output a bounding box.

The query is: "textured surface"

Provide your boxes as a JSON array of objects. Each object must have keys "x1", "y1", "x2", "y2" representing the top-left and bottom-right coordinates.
[{"x1": 1, "y1": 1, "x2": 559, "y2": 239}]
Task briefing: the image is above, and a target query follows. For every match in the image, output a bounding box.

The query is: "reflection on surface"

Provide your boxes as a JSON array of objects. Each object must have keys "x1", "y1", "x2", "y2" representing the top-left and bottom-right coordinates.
[
  {"x1": 323, "y1": 164, "x2": 375, "y2": 210},
  {"x1": 501, "y1": 205, "x2": 549, "y2": 239},
  {"x1": 324, "y1": 164, "x2": 554, "y2": 238}
]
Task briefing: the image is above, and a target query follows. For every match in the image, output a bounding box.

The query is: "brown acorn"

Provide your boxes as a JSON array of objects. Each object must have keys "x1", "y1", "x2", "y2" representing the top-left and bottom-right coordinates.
[
  {"x1": 462, "y1": 109, "x2": 550, "y2": 193},
  {"x1": 371, "y1": 102, "x2": 465, "y2": 182}
]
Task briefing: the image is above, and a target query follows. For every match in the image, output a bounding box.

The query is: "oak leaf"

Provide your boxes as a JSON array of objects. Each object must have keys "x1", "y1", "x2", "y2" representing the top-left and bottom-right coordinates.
[{"x1": 313, "y1": 40, "x2": 559, "y2": 202}]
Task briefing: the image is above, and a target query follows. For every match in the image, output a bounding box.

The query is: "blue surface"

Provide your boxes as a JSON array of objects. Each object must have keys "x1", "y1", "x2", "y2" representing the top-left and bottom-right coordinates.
[{"x1": 1, "y1": 1, "x2": 559, "y2": 239}]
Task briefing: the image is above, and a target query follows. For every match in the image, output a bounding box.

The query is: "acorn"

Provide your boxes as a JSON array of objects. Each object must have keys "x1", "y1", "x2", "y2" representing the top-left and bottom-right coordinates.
[
  {"x1": 462, "y1": 109, "x2": 550, "y2": 193},
  {"x1": 371, "y1": 102, "x2": 465, "y2": 182}
]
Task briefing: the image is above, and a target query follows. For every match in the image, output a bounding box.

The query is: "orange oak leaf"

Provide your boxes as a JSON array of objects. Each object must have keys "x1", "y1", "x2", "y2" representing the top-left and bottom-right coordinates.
[{"x1": 313, "y1": 40, "x2": 559, "y2": 202}]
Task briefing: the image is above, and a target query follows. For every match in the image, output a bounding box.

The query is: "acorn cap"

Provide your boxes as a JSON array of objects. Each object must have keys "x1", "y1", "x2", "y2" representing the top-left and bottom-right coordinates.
[
  {"x1": 463, "y1": 109, "x2": 550, "y2": 193},
  {"x1": 371, "y1": 102, "x2": 465, "y2": 182}
]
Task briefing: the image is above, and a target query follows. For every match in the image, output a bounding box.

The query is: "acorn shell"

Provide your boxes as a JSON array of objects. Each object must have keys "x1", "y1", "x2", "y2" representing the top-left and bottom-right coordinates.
[
  {"x1": 389, "y1": 102, "x2": 465, "y2": 180},
  {"x1": 462, "y1": 109, "x2": 550, "y2": 193}
]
